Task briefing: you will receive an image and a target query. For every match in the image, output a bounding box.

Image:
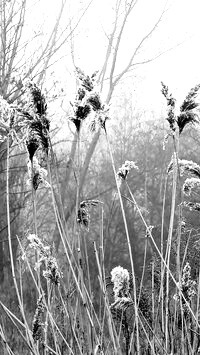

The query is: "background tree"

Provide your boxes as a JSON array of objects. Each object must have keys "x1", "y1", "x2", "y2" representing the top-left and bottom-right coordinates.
[{"x1": 52, "y1": 0, "x2": 171, "y2": 252}]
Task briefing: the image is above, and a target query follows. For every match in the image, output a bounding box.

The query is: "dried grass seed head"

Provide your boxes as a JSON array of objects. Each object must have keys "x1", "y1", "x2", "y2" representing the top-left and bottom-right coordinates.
[
  {"x1": 76, "y1": 87, "x2": 86, "y2": 101},
  {"x1": 89, "y1": 104, "x2": 110, "y2": 132},
  {"x1": 180, "y1": 84, "x2": 200, "y2": 112},
  {"x1": 32, "y1": 294, "x2": 45, "y2": 342},
  {"x1": 43, "y1": 256, "x2": 62, "y2": 286},
  {"x1": 25, "y1": 80, "x2": 47, "y2": 116},
  {"x1": 70, "y1": 104, "x2": 91, "y2": 131},
  {"x1": 174, "y1": 263, "x2": 196, "y2": 303},
  {"x1": 0, "y1": 96, "x2": 14, "y2": 124},
  {"x1": 168, "y1": 158, "x2": 200, "y2": 178},
  {"x1": 71, "y1": 68, "x2": 110, "y2": 132},
  {"x1": 27, "y1": 234, "x2": 50, "y2": 259},
  {"x1": 75, "y1": 103, "x2": 91, "y2": 119},
  {"x1": 87, "y1": 93, "x2": 102, "y2": 111},
  {"x1": 27, "y1": 157, "x2": 50, "y2": 190},
  {"x1": 117, "y1": 160, "x2": 138, "y2": 181},
  {"x1": 77, "y1": 205, "x2": 89, "y2": 228},
  {"x1": 111, "y1": 266, "x2": 130, "y2": 300},
  {"x1": 28, "y1": 234, "x2": 62, "y2": 285},
  {"x1": 0, "y1": 97, "x2": 19, "y2": 142},
  {"x1": 183, "y1": 201, "x2": 200, "y2": 212},
  {"x1": 162, "y1": 82, "x2": 200, "y2": 134},
  {"x1": 177, "y1": 84, "x2": 200, "y2": 133},
  {"x1": 183, "y1": 177, "x2": 200, "y2": 196},
  {"x1": 23, "y1": 80, "x2": 49, "y2": 159},
  {"x1": 76, "y1": 67, "x2": 98, "y2": 92},
  {"x1": 26, "y1": 118, "x2": 49, "y2": 160},
  {"x1": 70, "y1": 82, "x2": 92, "y2": 131},
  {"x1": 177, "y1": 111, "x2": 198, "y2": 134},
  {"x1": 161, "y1": 82, "x2": 176, "y2": 132},
  {"x1": 77, "y1": 200, "x2": 101, "y2": 228}
]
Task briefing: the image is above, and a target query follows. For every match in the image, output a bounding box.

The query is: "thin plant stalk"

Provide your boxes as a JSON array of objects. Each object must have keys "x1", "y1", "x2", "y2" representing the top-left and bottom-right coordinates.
[
  {"x1": 105, "y1": 131, "x2": 140, "y2": 354},
  {"x1": 47, "y1": 158, "x2": 100, "y2": 349},
  {"x1": 137, "y1": 235, "x2": 148, "y2": 309},
  {"x1": 165, "y1": 131, "x2": 180, "y2": 352},
  {"x1": 17, "y1": 237, "x2": 75, "y2": 354},
  {"x1": 44, "y1": 167, "x2": 101, "y2": 336},
  {"x1": 0, "y1": 323, "x2": 16, "y2": 355},
  {"x1": 160, "y1": 174, "x2": 168, "y2": 333},
  {"x1": 165, "y1": 151, "x2": 178, "y2": 351},
  {"x1": 191, "y1": 270, "x2": 200, "y2": 354},
  {"x1": 31, "y1": 159, "x2": 41, "y2": 290},
  {"x1": 0, "y1": 300, "x2": 37, "y2": 355},
  {"x1": 152, "y1": 258, "x2": 155, "y2": 353},
  {"x1": 6, "y1": 136, "x2": 38, "y2": 353},
  {"x1": 58, "y1": 288, "x2": 83, "y2": 355},
  {"x1": 93, "y1": 241, "x2": 121, "y2": 354},
  {"x1": 125, "y1": 183, "x2": 199, "y2": 328}
]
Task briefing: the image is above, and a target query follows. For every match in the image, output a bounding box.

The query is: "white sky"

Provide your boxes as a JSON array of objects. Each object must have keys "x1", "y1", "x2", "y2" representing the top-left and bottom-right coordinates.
[{"x1": 23, "y1": 0, "x2": 200, "y2": 117}]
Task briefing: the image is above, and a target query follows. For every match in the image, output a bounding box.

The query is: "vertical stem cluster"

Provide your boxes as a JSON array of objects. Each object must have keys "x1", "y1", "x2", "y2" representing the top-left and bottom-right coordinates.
[{"x1": 105, "y1": 131, "x2": 140, "y2": 354}]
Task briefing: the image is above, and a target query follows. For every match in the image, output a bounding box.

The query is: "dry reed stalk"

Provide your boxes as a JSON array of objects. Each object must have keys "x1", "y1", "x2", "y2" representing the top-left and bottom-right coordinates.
[
  {"x1": 93, "y1": 241, "x2": 121, "y2": 354},
  {"x1": 105, "y1": 133, "x2": 140, "y2": 354},
  {"x1": 165, "y1": 149, "x2": 179, "y2": 352},
  {"x1": 6, "y1": 135, "x2": 38, "y2": 354},
  {"x1": 125, "y1": 183, "x2": 200, "y2": 331}
]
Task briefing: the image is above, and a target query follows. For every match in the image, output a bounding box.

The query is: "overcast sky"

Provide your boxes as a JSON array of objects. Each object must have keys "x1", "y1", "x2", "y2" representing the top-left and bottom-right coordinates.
[
  {"x1": 72, "y1": 0, "x2": 200, "y2": 110},
  {"x1": 25, "y1": 0, "x2": 200, "y2": 116}
]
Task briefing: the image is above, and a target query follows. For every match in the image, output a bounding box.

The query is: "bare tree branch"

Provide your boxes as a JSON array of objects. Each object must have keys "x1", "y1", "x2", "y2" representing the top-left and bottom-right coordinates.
[
  {"x1": 112, "y1": 2, "x2": 168, "y2": 89},
  {"x1": 108, "y1": 0, "x2": 138, "y2": 93}
]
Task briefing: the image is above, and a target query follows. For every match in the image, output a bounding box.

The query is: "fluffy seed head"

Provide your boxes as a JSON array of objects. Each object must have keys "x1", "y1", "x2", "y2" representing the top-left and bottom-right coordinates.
[
  {"x1": 43, "y1": 256, "x2": 62, "y2": 286},
  {"x1": 183, "y1": 177, "x2": 200, "y2": 196},
  {"x1": 117, "y1": 160, "x2": 138, "y2": 182},
  {"x1": 111, "y1": 266, "x2": 130, "y2": 300},
  {"x1": 27, "y1": 157, "x2": 50, "y2": 190}
]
